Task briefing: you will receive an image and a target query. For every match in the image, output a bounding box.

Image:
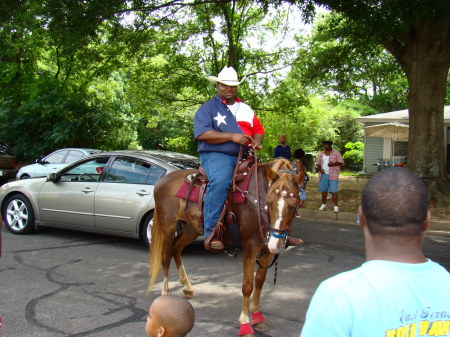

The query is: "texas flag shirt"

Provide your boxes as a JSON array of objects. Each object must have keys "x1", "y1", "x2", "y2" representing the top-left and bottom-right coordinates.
[{"x1": 194, "y1": 95, "x2": 264, "y2": 156}]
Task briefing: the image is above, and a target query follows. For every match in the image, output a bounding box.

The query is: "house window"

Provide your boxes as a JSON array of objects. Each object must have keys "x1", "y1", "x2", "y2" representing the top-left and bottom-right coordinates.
[{"x1": 393, "y1": 141, "x2": 408, "y2": 157}]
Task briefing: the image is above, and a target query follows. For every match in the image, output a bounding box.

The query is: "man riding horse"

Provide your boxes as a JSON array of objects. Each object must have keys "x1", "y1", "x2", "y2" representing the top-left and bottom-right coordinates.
[
  {"x1": 194, "y1": 67, "x2": 301, "y2": 251},
  {"x1": 194, "y1": 66, "x2": 264, "y2": 251}
]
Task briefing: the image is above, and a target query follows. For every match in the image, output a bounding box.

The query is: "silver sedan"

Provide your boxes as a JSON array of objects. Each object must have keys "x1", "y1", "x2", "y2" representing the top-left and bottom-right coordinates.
[
  {"x1": 16, "y1": 148, "x2": 102, "y2": 180},
  {"x1": 0, "y1": 150, "x2": 199, "y2": 246}
]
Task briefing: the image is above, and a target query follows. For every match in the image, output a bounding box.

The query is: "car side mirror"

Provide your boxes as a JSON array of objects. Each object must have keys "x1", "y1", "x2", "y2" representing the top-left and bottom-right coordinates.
[{"x1": 46, "y1": 173, "x2": 59, "y2": 182}]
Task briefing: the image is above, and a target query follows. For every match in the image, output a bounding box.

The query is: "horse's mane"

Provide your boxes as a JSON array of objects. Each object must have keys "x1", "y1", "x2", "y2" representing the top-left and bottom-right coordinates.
[
  {"x1": 268, "y1": 158, "x2": 293, "y2": 173},
  {"x1": 262, "y1": 158, "x2": 297, "y2": 193}
]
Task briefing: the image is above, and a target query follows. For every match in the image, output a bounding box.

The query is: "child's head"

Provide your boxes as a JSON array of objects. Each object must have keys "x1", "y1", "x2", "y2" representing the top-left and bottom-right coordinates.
[
  {"x1": 294, "y1": 148, "x2": 305, "y2": 159},
  {"x1": 146, "y1": 295, "x2": 195, "y2": 337}
]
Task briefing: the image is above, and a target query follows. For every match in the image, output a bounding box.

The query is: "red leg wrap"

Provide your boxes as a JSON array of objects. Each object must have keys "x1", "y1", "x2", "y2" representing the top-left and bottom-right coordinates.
[
  {"x1": 238, "y1": 323, "x2": 255, "y2": 336},
  {"x1": 251, "y1": 311, "x2": 266, "y2": 325}
]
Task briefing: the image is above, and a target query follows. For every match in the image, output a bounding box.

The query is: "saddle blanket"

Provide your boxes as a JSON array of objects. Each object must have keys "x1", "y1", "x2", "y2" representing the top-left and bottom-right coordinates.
[{"x1": 175, "y1": 178, "x2": 251, "y2": 204}]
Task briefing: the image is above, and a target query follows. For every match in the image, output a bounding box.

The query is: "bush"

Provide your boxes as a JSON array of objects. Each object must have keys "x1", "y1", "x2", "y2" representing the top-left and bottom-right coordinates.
[{"x1": 343, "y1": 141, "x2": 364, "y2": 171}]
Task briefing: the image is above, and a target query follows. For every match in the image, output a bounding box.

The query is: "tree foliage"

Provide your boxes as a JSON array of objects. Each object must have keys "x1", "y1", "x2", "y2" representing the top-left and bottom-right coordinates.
[
  {"x1": 293, "y1": 12, "x2": 409, "y2": 112},
  {"x1": 1, "y1": 0, "x2": 448, "y2": 206}
]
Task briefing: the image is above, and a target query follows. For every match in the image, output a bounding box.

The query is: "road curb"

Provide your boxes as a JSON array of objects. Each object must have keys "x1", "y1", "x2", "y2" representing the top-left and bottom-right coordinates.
[{"x1": 300, "y1": 209, "x2": 450, "y2": 233}]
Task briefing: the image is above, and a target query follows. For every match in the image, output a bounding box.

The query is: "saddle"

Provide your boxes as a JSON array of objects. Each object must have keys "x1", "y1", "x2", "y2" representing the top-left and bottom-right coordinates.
[{"x1": 175, "y1": 155, "x2": 256, "y2": 239}]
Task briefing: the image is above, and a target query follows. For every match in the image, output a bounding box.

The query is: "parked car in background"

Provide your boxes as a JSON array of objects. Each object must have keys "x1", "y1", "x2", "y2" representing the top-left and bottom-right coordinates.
[
  {"x1": 16, "y1": 148, "x2": 102, "y2": 180},
  {"x1": 1, "y1": 150, "x2": 200, "y2": 247},
  {"x1": 0, "y1": 142, "x2": 17, "y2": 185}
]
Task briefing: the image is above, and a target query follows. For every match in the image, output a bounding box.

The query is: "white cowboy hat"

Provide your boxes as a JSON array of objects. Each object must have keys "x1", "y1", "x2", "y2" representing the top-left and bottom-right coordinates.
[{"x1": 207, "y1": 66, "x2": 244, "y2": 86}]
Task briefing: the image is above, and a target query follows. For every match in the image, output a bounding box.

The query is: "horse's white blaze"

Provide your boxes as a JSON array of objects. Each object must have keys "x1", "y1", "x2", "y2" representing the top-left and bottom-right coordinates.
[{"x1": 268, "y1": 197, "x2": 285, "y2": 253}]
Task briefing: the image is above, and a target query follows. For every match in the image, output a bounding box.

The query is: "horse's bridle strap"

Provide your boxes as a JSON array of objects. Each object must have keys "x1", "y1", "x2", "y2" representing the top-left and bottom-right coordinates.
[{"x1": 269, "y1": 230, "x2": 287, "y2": 239}]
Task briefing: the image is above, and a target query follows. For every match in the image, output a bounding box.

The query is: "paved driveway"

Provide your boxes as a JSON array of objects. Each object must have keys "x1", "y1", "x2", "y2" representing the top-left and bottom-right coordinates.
[{"x1": 1, "y1": 220, "x2": 448, "y2": 337}]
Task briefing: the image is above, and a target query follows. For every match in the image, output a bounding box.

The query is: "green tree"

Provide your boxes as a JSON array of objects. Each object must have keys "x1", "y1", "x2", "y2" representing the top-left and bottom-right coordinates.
[
  {"x1": 343, "y1": 141, "x2": 364, "y2": 171},
  {"x1": 273, "y1": 0, "x2": 450, "y2": 203},
  {"x1": 294, "y1": 12, "x2": 409, "y2": 112}
]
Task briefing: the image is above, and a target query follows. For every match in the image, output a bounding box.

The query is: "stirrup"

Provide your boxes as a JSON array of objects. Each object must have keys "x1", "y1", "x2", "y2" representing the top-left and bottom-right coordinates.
[{"x1": 204, "y1": 228, "x2": 224, "y2": 252}]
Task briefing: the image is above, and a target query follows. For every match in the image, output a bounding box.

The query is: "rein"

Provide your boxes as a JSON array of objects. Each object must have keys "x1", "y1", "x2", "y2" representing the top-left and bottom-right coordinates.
[
  {"x1": 233, "y1": 150, "x2": 300, "y2": 277},
  {"x1": 252, "y1": 148, "x2": 266, "y2": 243}
]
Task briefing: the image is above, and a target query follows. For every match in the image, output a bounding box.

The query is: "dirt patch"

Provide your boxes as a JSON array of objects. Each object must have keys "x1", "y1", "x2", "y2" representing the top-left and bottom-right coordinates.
[{"x1": 303, "y1": 174, "x2": 450, "y2": 221}]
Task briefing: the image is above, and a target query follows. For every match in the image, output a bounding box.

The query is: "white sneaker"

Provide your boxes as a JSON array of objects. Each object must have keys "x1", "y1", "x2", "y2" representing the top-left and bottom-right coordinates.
[
  {"x1": 334, "y1": 206, "x2": 339, "y2": 213},
  {"x1": 319, "y1": 204, "x2": 327, "y2": 211}
]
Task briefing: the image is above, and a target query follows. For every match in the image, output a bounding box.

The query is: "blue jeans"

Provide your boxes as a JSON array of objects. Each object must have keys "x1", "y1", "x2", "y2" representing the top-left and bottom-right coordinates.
[
  {"x1": 200, "y1": 152, "x2": 237, "y2": 237},
  {"x1": 299, "y1": 188, "x2": 307, "y2": 201}
]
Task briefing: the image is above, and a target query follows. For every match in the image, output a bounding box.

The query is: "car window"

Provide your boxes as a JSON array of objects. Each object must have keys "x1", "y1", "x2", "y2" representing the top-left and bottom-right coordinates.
[
  {"x1": 65, "y1": 150, "x2": 84, "y2": 164},
  {"x1": 147, "y1": 165, "x2": 166, "y2": 185},
  {"x1": 45, "y1": 150, "x2": 68, "y2": 164},
  {"x1": 104, "y1": 157, "x2": 152, "y2": 184},
  {"x1": 60, "y1": 157, "x2": 109, "y2": 182}
]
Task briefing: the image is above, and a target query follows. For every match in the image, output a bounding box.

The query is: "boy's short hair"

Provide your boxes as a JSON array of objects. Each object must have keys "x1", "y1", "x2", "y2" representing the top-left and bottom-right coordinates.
[
  {"x1": 361, "y1": 167, "x2": 429, "y2": 238},
  {"x1": 148, "y1": 295, "x2": 195, "y2": 337}
]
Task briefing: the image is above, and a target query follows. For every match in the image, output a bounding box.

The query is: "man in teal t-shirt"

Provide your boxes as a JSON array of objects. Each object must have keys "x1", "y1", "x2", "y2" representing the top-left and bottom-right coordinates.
[{"x1": 300, "y1": 168, "x2": 450, "y2": 337}]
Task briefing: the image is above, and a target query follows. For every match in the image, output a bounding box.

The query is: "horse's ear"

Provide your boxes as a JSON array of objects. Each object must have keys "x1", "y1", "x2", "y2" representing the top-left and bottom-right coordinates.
[
  {"x1": 295, "y1": 169, "x2": 306, "y2": 186},
  {"x1": 266, "y1": 167, "x2": 279, "y2": 186}
]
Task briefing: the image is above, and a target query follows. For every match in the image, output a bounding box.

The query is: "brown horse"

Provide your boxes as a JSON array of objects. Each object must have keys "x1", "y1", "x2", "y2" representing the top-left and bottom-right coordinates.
[{"x1": 148, "y1": 158, "x2": 304, "y2": 336}]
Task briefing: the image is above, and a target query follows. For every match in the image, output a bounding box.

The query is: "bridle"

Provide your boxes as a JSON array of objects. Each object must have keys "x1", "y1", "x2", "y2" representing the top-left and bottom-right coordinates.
[
  {"x1": 234, "y1": 147, "x2": 300, "y2": 245},
  {"x1": 265, "y1": 169, "x2": 300, "y2": 243}
]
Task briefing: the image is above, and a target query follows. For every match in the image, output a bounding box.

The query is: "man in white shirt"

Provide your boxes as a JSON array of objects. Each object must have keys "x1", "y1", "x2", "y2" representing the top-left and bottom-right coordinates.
[
  {"x1": 300, "y1": 167, "x2": 450, "y2": 337},
  {"x1": 316, "y1": 141, "x2": 343, "y2": 212}
]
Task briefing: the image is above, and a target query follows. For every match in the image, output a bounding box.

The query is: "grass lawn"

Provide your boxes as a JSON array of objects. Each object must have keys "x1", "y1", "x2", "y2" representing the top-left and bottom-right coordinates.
[{"x1": 303, "y1": 171, "x2": 450, "y2": 222}]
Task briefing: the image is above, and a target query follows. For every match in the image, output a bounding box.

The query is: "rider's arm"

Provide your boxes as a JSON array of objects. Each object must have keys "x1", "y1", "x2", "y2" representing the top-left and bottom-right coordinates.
[
  {"x1": 197, "y1": 130, "x2": 251, "y2": 145},
  {"x1": 252, "y1": 134, "x2": 264, "y2": 150},
  {"x1": 251, "y1": 115, "x2": 264, "y2": 150}
]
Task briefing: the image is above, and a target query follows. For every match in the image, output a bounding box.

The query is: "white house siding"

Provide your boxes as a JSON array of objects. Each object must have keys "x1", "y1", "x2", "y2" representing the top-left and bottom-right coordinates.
[
  {"x1": 356, "y1": 106, "x2": 450, "y2": 174},
  {"x1": 363, "y1": 135, "x2": 384, "y2": 174}
]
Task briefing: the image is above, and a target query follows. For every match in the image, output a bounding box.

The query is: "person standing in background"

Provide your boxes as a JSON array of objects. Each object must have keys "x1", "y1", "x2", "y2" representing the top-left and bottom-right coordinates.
[
  {"x1": 316, "y1": 141, "x2": 343, "y2": 213},
  {"x1": 273, "y1": 134, "x2": 291, "y2": 159},
  {"x1": 292, "y1": 148, "x2": 308, "y2": 212}
]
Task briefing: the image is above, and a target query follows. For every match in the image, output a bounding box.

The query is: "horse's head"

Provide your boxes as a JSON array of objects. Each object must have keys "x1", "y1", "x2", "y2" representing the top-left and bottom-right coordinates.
[{"x1": 264, "y1": 159, "x2": 304, "y2": 253}]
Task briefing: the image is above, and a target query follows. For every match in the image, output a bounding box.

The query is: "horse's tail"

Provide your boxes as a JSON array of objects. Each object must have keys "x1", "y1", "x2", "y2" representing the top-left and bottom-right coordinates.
[{"x1": 148, "y1": 207, "x2": 163, "y2": 294}]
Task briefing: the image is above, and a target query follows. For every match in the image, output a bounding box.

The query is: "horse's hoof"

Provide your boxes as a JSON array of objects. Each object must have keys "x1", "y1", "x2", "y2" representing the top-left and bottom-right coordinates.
[
  {"x1": 161, "y1": 290, "x2": 170, "y2": 295},
  {"x1": 253, "y1": 321, "x2": 269, "y2": 331},
  {"x1": 183, "y1": 289, "x2": 195, "y2": 298}
]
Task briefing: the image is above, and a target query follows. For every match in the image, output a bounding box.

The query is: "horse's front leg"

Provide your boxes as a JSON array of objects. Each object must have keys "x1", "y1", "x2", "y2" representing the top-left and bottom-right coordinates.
[
  {"x1": 172, "y1": 226, "x2": 199, "y2": 298},
  {"x1": 239, "y1": 244, "x2": 259, "y2": 337},
  {"x1": 249, "y1": 251, "x2": 273, "y2": 332}
]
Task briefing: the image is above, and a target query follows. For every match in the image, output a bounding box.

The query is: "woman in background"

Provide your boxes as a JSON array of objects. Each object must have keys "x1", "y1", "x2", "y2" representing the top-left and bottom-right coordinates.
[{"x1": 292, "y1": 149, "x2": 308, "y2": 213}]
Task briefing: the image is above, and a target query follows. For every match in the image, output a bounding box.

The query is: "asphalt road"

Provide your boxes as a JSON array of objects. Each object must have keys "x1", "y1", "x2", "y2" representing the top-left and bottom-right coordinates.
[{"x1": 1, "y1": 219, "x2": 449, "y2": 337}]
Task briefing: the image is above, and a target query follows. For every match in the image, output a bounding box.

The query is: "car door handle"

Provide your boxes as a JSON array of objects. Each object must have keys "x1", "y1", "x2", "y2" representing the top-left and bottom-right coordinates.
[
  {"x1": 136, "y1": 190, "x2": 150, "y2": 196},
  {"x1": 82, "y1": 187, "x2": 94, "y2": 193}
]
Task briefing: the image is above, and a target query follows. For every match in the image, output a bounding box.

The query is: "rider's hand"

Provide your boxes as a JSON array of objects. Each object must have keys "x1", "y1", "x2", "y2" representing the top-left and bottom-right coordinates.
[
  {"x1": 252, "y1": 139, "x2": 262, "y2": 150},
  {"x1": 231, "y1": 134, "x2": 252, "y2": 145}
]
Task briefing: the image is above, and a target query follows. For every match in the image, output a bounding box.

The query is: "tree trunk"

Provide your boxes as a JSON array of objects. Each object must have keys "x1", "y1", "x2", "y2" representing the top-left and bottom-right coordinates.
[{"x1": 385, "y1": 18, "x2": 450, "y2": 205}]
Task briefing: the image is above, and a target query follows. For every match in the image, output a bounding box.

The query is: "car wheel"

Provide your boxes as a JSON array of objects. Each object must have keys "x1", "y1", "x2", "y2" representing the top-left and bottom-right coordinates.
[
  {"x1": 20, "y1": 174, "x2": 30, "y2": 180},
  {"x1": 3, "y1": 194, "x2": 35, "y2": 234},
  {"x1": 141, "y1": 212, "x2": 153, "y2": 248}
]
